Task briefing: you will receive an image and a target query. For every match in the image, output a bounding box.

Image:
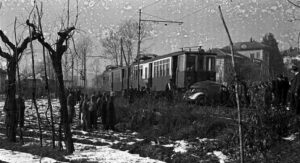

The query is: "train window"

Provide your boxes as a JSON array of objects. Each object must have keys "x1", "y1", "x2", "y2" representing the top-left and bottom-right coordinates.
[
  {"x1": 145, "y1": 67, "x2": 148, "y2": 79},
  {"x1": 178, "y1": 55, "x2": 186, "y2": 71},
  {"x1": 198, "y1": 56, "x2": 204, "y2": 71},
  {"x1": 166, "y1": 59, "x2": 170, "y2": 76},
  {"x1": 206, "y1": 57, "x2": 216, "y2": 71},
  {"x1": 154, "y1": 62, "x2": 157, "y2": 77},
  {"x1": 140, "y1": 65, "x2": 143, "y2": 78},
  {"x1": 186, "y1": 55, "x2": 196, "y2": 71},
  {"x1": 159, "y1": 61, "x2": 163, "y2": 76}
]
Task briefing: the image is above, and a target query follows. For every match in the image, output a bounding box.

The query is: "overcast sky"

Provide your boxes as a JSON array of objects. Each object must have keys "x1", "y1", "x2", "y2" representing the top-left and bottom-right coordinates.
[{"x1": 1, "y1": 0, "x2": 300, "y2": 76}]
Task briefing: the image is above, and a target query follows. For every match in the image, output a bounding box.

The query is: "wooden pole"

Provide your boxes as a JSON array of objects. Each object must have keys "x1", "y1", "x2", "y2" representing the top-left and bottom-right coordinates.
[
  {"x1": 137, "y1": 9, "x2": 141, "y2": 91},
  {"x1": 218, "y1": 5, "x2": 244, "y2": 163}
]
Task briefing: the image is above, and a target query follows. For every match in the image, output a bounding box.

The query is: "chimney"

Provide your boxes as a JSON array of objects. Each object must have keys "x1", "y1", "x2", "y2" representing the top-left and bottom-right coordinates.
[{"x1": 250, "y1": 37, "x2": 253, "y2": 42}]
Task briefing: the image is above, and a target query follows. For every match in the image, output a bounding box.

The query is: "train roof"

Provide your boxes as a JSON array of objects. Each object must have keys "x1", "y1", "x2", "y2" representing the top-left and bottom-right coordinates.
[{"x1": 132, "y1": 50, "x2": 216, "y2": 65}]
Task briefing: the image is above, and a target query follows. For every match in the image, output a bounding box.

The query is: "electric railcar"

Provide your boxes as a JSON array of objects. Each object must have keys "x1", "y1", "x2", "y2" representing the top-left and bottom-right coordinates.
[{"x1": 100, "y1": 50, "x2": 216, "y2": 92}]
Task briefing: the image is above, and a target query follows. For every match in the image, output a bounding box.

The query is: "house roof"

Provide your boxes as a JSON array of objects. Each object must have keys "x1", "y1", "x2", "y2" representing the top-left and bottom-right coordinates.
[
  {"x1": 209, "y1": 48, "x2": 248, "y2": 59},
  {"x1": 222, "y1": 41, "x2": 272, "y2": 52}
]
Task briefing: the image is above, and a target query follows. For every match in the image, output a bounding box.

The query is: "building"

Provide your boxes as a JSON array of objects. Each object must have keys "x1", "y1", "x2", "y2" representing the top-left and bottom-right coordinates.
[
  {"x1": 210, "y1": 48, "x2": 262, "y2": 85},
  {"x1": 222, "y1": 39, "x2": 272, "y2": 81},
  {"x1": 0, "y1": 68, "x2": 6, "y2": 94}
]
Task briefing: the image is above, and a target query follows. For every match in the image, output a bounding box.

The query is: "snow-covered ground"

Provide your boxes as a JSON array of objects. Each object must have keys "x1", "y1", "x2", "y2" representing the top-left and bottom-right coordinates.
[
  {"x1": 0, "y1": 99, "x2": 164, "y2": 163},
  {"x1": 0, "y1": 149, "x2": 59, "y2": 163},
  {"x1": 0, "y1": 98, "x2": 232, "y2": 163}
]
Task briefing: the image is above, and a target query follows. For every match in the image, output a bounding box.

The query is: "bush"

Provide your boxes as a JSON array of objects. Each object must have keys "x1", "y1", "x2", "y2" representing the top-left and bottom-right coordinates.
[{"x1": 114, "y1": 95, "x2": 233, "y2": 141}]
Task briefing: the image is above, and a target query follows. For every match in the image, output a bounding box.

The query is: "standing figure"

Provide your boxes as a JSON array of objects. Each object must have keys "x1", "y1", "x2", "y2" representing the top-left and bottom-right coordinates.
[
  {"x1": 101, "y1": 93, "x2": 108, "y2": 129},
  {"x1": 67, "y1": 91, "x2": 76, "y2": 123},
  {"x1": 106, "y1": 92, "x2": 116, "y2": 130},
  {"x1": 165, "y1": 79, "x2": 175, "y2": 102},
  {"x1": 264, "y1": 82, "x2": 273, "y2": 109},
  {"x1": 272, "y1": 75, "x2": 283, "y2": 106},
  {"x1": 16, "y1": 94, "x2": 26, "y2": 128},
  {"x1": 96, "y1": 93, "x2": 103, "y2": 127},
  {"x1": 81, "y1": 95, "x2": 90, "y2": 131},
  {"x1": 281, "y1": 76, "x2": 290, "y2": 106},
  {"x1": 290, "y1": 66, "x2": 300, "y2": 115},
  {"x1": 89, "y1": 93, "x2": 98, "y2": 129},
  {"x1": 78, "y1": 94, "x2": 84, "y2": 123}
]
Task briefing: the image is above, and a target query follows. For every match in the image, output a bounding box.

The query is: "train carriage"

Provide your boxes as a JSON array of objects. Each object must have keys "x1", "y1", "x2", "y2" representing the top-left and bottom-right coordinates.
[{"x1": 100, "y1": 49, "x2": 216, "y2": 92}]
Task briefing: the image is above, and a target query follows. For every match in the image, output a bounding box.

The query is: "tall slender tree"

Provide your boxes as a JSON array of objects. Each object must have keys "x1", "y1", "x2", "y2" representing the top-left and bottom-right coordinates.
[
  {"x1": 0, "y1": 29, "x2": 38, "y2": 142},
  {"x1": 261, "y1": 33, "x2": 284, "y2": 77},
  {"x1": 26, "y1": 1, "x2": 77, "y2": 153}
]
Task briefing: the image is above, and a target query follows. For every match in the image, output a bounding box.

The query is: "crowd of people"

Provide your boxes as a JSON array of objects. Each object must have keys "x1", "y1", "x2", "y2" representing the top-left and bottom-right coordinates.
[
  {"x1": 66, "y1": 90, "x2": 117, "y2": 131},
  {"x1": 219, "y1": 65, "x2": 300, "y2": 115},
  {"x1": 7, "y1": 65, "x2": 300, "y2": 135}
]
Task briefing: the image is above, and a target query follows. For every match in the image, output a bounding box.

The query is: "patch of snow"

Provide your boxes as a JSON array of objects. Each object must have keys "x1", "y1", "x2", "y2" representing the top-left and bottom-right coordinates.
[
  {"x1": 173, "y1": 140, "x2": 190, "y2": 153},
  {"x1": 151, "y1": 141, "x2": 156, "y2": 146},
  {"x1": 135, "y1": 138, "x2": 144, "y2": 142},
  {"x1": 197, "y1": 138, "x2": 217, "y2": 142},
  {"x1": 213, "y1": 151, "x2": 228, "y2": 163},
  {"x1": 113, "y1": 140, "x2": 120, "y2": 144},
  {"x1": 127, "y1": 142, "x2": 135, "y2": 145},
  {"x1": 66, "y1": 143, "x2": 164, "y2": 163},
  {"x1": 283, "y1": 133, "x2": 298, "y2": 141},
  {"x1": 162, "y1": 144, "x2": 174, "y2": 148},
  {"x1": 132, "y1": 132, "x2": 138, "y2": 135},
  {"x1": 0, "y1": 148, "x2": 59, "y2": 163}
]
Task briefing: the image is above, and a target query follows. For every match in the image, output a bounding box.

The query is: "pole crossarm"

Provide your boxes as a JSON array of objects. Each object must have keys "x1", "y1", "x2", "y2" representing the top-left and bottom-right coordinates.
[{"x1": 141, "y1": 19, "x2": 183, "y2": 25}]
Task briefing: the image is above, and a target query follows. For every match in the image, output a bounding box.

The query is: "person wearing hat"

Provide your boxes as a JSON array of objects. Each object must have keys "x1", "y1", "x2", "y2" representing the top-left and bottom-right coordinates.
[{"x1": 290, "y1": 65, "x2": 300, "y2": 115}]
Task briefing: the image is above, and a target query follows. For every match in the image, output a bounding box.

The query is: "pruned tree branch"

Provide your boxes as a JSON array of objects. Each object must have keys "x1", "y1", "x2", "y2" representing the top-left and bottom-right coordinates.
[
  {"x1": 0, "y1": 46, "x2": 12, "y2": 59},
  {"x1": 287, "y1": 0, "x2": 300, "y2": 8},
  {"x1": 0, "y1": 30, "x2": 16, "y2": 50}
]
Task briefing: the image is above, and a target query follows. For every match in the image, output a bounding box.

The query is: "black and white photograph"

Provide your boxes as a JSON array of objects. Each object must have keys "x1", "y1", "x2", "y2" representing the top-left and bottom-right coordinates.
[{"x1": 0, "y1": 0, "x2": 300, "y2": 162}]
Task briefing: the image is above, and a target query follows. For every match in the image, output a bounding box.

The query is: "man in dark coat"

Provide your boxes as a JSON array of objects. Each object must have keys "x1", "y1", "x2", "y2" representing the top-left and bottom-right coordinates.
[
  {"x1": 67, "y1": 91, "x2": 76, "y2": 123},
  {"x1": 106, "y1": 92, "x2": 116, "y2": 130},
  {"x1": 281, "y1": 76, "x2": 290, "y2": 106},
  {"x1": 81, "y1": 95, "x2": 90, "y2": 131},
  {"x1": 101, "y1": 94, "x2": 108, "y2": 129},
  {"x1": 16, "y1": 94, "x2": 26, "y2": 128},
  {"x1": 165, "y1": 79, "x2": 175, "y2": 102},
  {"x1": 290, "y1": 66, "x2": 300, "y2": 115},
  {"x1": 272, "y1": 75, "x2": 282, "y2": 106},
  {"x1": 89, "y1": 93, "x2": 98, "y2": 129}
]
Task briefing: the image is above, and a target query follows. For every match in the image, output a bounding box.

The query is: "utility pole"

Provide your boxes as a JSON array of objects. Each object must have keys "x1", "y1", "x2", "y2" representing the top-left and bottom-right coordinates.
[
  {"x1": 218, "y1": 6, "x2": 244, "y2": 163},
  {"x1": 137, "y1": 9, "x2": 142, "y2": 91},
  {"x1": 136, "y1": 9, "x2": 183, "y2": 90}
]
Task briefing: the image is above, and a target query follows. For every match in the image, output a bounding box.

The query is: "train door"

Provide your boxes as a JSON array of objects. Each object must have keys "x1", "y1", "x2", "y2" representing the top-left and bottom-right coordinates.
[
  {"x1": 148, "y1": 63, "x2": 153, "y2": 88},
  {"x1": 172, "y1": 56, "x2": 178, "y2": 82},
  {"x1": 177, "y1": 54, "x2": 185, "y2": 88},
  {"x1": 121, "y1": 68, "x2": 125, "y2": 90},
  {"x1": 186, "y1": 55, "x2": 197, "y2": 87}
]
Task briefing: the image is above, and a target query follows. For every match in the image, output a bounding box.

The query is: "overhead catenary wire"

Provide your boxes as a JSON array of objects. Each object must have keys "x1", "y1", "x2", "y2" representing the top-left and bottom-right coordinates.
[
  {"x1": 176, "y1": 3, "x2": 212, "y2": 21},
  {"x1": 142, "y1": 12, "x2": 170, "y2": 21},
  {"x1": 140, "y1": 0, "x2": 163, "y2": 10}
]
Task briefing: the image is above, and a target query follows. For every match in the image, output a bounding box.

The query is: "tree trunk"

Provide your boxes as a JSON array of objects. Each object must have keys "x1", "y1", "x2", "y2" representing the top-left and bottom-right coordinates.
[
  {"x1": 43, "y1": 47, "x2": 56, "y2": 148},
  {"x1": 5, "y1": 59, "x2": 17, "y2": 142},
  {"x1": 52, "y1": 58, "x2": 74, "y2": 154}
]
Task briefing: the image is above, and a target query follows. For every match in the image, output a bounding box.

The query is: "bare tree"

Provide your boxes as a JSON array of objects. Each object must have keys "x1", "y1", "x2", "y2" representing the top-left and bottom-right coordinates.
[
  {"x1": 91, "y1": 59, "x2": 101, "y2": 88},
  {"x1": 0, "y1": 27, "x2": 38, "y2": 142},
  {"x1": 101, "y1": 19, "x2": 152, "y2": 66},
  {"x1": 26, "y1": 1, "x2": 78, "y2": 153},
  {"x1": 101, "y1": 30, "x2": 120, "y2": 65},
  {"x1": 75, "y1": 35, "x2": 92, "y2": 88}
]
